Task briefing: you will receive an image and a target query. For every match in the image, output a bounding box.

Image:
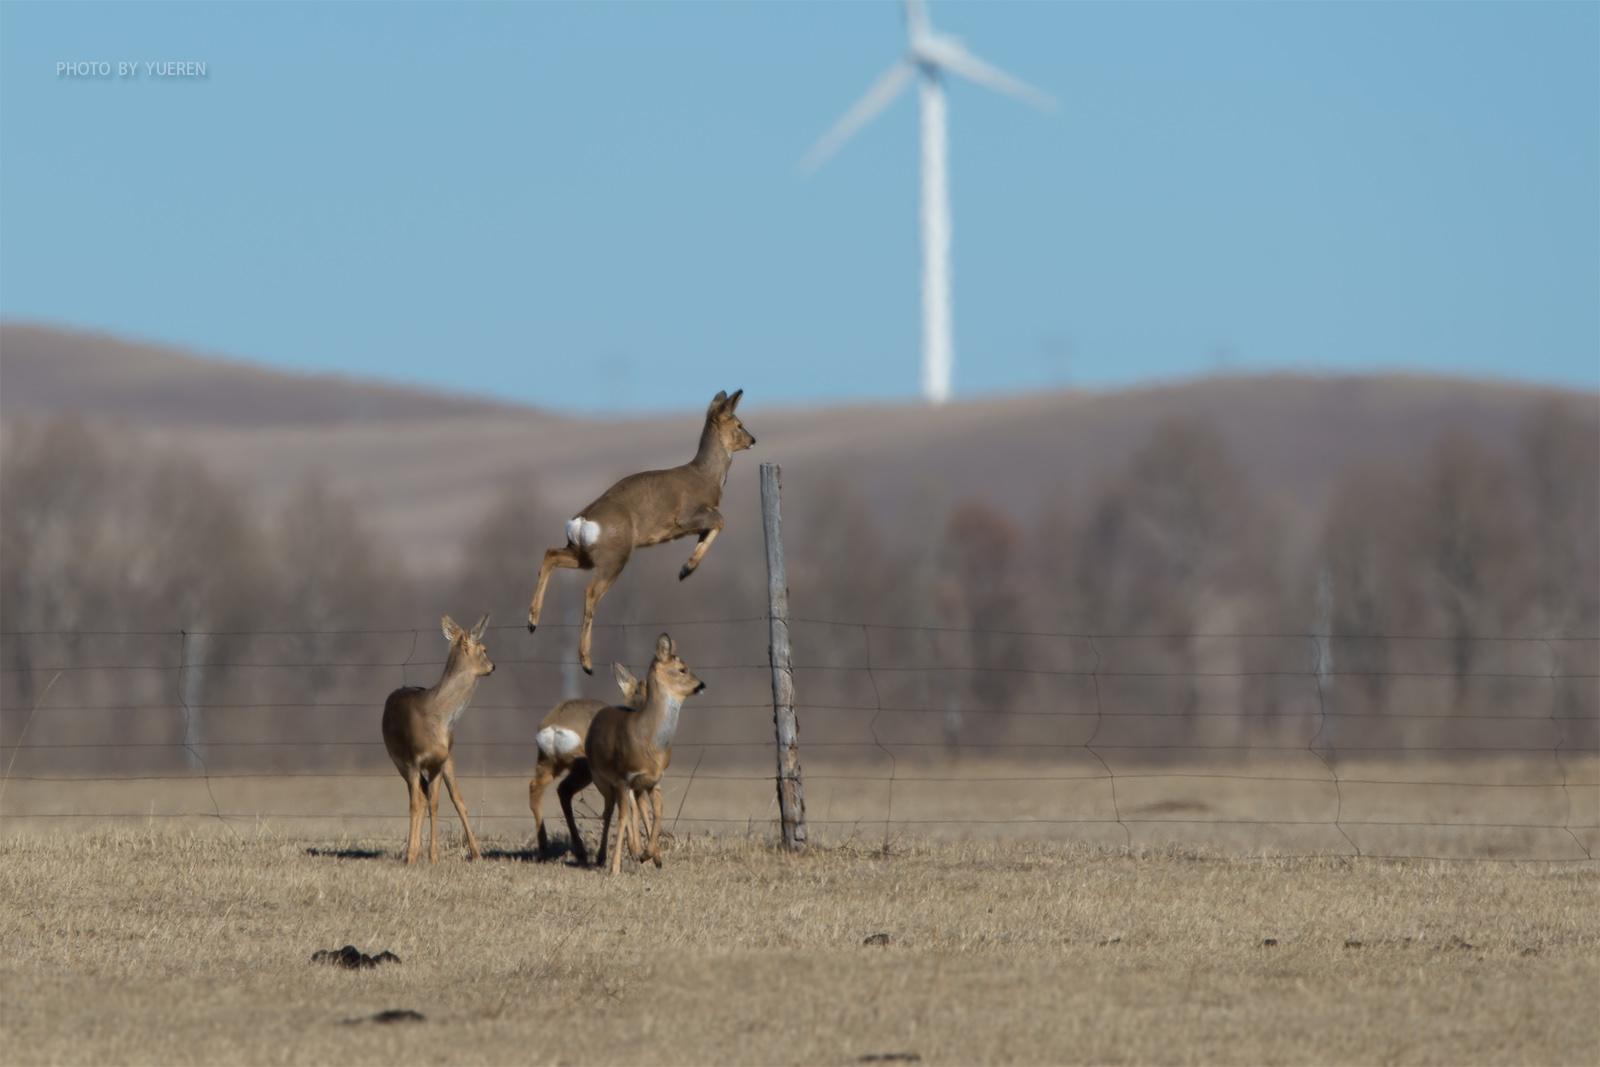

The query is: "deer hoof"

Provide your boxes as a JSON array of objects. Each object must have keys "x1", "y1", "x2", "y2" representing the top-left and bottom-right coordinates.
[
  {"x1": 527, "y1": 622, "x2": 537, "y2": 634},
  {"x1": 582, "y1": 663, "x2": 594, "y2": 676},
  {"x1": 678, "y1": 565, "x2": 693, "y2": 580}
]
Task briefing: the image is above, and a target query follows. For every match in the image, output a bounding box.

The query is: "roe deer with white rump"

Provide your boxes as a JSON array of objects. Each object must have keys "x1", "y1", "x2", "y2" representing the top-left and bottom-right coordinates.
[
  {"x1": 586, "y1": 634, "x2": 705, "y2": 873},
  {"x1": 381, "y1": 614, "x2": 493, "y2": 865},
  {"x1": 526, "y1": 389, "x2": 755, "y2": 673},
  {"x1": 528, "y1": 662, "x2": 646, "y2": 864}
]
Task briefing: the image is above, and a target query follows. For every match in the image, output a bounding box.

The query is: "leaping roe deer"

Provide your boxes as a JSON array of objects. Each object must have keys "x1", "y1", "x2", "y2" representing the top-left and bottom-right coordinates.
[
  {"x1": 527, "y1": 663, "x2": 647, "y2": 864},
  {"x1": 586, "y1": 634, "x2": 704, "y2": 873},
  {"x1": 381, "y1": 615, "x2": 493, "y2": 865},
  {"x1": 526, "y1": 389, "x2": 755, "y2": 674}
]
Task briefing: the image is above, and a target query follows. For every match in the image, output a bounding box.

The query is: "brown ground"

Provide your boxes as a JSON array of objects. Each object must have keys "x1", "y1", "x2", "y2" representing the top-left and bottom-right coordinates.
[{"x1": 2, "y1": 782, "x2": 1596, "y2": 1065}]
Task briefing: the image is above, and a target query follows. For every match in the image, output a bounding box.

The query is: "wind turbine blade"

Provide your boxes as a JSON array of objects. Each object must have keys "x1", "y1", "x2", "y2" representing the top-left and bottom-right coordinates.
[
  {"x1": 903, "y1": 0, "x2": 930, "y2": 41},
  {"x1": 797, "y1": 59, "x2": 915, "y2": 176},
  {"x1": 936, "y1": 43, "x2": 1055, "y2": 111}
]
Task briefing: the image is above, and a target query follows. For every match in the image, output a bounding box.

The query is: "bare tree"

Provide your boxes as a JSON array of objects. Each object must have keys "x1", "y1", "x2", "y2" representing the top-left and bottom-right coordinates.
[
  {"x1": 1519, "y1": 398, "x2": 1599, "y2": 636},
  {"x1": 1071, "y1": 417, "x2": 1266, "y2": 741},
  {"x1": 266, "y1": 477, "x2": 412, "y2": 768},
  {"x1": 1517, "y1": 398, "x2": 1599, "y2": 742},
  {"x1": 939, "y1": 499, "x2": 1027, "y2": 730},
  {"x1": 453, "y1": 476, "x2": 560, "y2": 628},
  {"x1": 1318, "y1": 461, "x2": 1420, "y2": 719},
  {"x1": 1412, "y1": 430, "x2": 1525, "y2": 715}
]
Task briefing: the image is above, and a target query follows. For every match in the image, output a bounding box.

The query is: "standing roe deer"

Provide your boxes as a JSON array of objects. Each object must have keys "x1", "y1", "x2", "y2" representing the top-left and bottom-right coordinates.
[
  {"x1": 526, "y1": 389, "x2": 755, "y2": 674},
  {"x1": 528, "y1": 662, "x2": 647, "y2": 863},
  {"x1": 586, "y1": 633, "x2": 705, "y2": 873},
  {"x1": 381, "y1": 614, "x2": 493, "y2": 865}
]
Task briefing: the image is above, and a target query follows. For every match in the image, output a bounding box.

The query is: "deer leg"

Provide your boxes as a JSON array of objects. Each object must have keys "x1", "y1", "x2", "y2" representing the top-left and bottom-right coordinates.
[
  {"x1": 404, "y1": 767, "x2": 425, "y2": 865},
  {"x1": 615, "y1": 790, "x2": 638, "y2": 874},
  {"x1": 426, "y1": 772, "x2": 442, "y2": 865},
  {"x1": 678, "y1": 512, "x2": 724, "y2": 581},
  {"x1": 577, "y1": 558, "x2": 626, "y2": 676},
  {"x1": 633, "y1": 787, "x2": 656, "y2": 864},
  {"x1": 628, "y1": 789, "x2": 648, "y2": 861},
  {"x1": 647, "y1": 786, "x2": 665, "y2": 868},
  {"x1": 440, "y1": 757, "x2": 481, "y2": 860},
  {"x1": 529, "y1": 757, "x2": 555, "y2": 859},
  {"x1": 633, "y1": 787, "x2": 655, "y2": 860},
  {"x1": 528, "y1": 545, "x2": 582, "y2": 632},
  {"x1": 557, "y1": 759, "x2": 593, "y2": 865},
  {"x1": 595, "y1": 782, "x2": 615, "y2": 871},
  {"x1": 618, "y1": 787, "x2": 636, "y2": 859}
]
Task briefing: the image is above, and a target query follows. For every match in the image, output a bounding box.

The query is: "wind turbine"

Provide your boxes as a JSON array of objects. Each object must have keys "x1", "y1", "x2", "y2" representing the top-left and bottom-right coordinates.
[{"x1": 800, "y1": 0, "x2": 1053, "y2": 406}]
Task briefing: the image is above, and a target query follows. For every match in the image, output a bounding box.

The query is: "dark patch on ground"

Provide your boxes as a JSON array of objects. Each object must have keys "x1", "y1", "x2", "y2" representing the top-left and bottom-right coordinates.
[
  {"x1": 304, "y1": 847, "x2": 385, "y2": 860},
  {"x1": 343, "y1": 1010, "x2": 425, "y2": 1025},
  {"x1": 862, "y1": 933, "x2": 890, "y2": 947},
  {"x1": 860, "y1": 1053, "x2": 921, "y2": 1063},
  {"x1": 1129, "y1": 800, "x2": 1212, "y2": 816},
  {"x1": 312, "y1": 945, "x2": 401, "y2": 969}
]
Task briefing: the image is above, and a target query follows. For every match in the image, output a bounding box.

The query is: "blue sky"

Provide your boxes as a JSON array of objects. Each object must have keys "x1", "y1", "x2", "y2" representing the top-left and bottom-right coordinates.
[{"x1": 2, "y1": 2, "x2": 1596, "y2": 413}]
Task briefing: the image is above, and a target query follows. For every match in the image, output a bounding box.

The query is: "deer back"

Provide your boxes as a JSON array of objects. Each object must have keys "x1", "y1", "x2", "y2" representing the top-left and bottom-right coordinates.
[{"x1": 583, "y1": 465, "x2": 718, "y2": 547}]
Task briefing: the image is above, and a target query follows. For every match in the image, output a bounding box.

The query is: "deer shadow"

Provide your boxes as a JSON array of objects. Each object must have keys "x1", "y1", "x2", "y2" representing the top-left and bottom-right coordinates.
[
  {"x1": 304, "y1": 842, "x2": 588, "y2": 865},
  {"x1": 481, "y1": 841, "x2": 594, "y2": 865}
]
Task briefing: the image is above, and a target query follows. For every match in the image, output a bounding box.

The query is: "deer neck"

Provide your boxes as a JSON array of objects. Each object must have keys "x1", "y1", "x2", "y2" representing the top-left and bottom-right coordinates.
[
  {"x1": 430, "y1": 646, "x2": 481, "y2": 730},
  {"x1": 636, "y1": 683, "x2": 685, "y2": 753},
  {"x1": 689, "y1": 422, "x2": 734, "y2": 488}
]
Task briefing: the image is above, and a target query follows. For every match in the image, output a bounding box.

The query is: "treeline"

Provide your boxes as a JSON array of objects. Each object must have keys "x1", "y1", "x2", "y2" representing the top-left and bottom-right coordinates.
[
  {"x1": 784, "y1": 399, "x2": 1597, "y2": 757},
  {"x1": 1, "y1": 398, "x2": 1595, "y2": 772}
]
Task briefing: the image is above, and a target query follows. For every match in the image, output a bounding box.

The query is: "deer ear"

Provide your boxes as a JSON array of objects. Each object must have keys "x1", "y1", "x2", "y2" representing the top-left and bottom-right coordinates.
[
  {"x1": 708, "y1": 390, "x2": 728, "y2": 415},
  {"x1": 470, "y1": 614, "x2": 490, "y2": 641},
  {"x1": 612, "y1": 662, "x2": 637, "y2": 694},
  {"x1": 655, "y1": 633, "x2": 674, "y2": 661},
  {"x1": 727, "y1": 389, "x2": 743, "y2": 412},
  {"x1": 441, "y1": 615, "x2": 461, "y2": 642}
]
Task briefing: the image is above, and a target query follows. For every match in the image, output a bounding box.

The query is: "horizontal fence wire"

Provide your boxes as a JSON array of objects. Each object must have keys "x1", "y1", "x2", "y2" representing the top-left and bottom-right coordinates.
[{"x1": 1, "y1": 619, "x2": 1596, "y2": 864}]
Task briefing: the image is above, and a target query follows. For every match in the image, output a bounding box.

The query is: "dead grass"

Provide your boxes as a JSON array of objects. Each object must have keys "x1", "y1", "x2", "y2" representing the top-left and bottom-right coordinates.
[
  {"x1": 4, "y1": 755, "x2": 1595, "y2": 861},
  {"x1": 1, "y1": 823, "x2": 1595, "y2": 1065}
]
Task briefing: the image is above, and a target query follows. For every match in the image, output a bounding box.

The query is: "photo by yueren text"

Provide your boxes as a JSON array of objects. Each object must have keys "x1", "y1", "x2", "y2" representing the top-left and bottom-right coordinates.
[{"x1": 57, "y1": 61, "x2": 207, "y2": 78}]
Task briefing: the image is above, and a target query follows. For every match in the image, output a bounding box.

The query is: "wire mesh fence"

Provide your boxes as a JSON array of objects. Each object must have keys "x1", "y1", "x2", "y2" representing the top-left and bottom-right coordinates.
[{"x1": 1, "y1": 618, "x2": 1595, "y2": 863}]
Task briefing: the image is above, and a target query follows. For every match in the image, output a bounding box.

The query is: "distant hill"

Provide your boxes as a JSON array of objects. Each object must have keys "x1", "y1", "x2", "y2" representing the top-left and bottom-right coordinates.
[
  {"x1": 3, "y1": 321, "x2": 1592, "y2": 573},
  {"x1": 0, "y1": 321, "x2": 525, "y2": 426}
]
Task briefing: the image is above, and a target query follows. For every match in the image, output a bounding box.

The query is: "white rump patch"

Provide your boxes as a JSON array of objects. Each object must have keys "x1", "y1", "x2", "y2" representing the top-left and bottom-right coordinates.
[
  {"x1": 536, "y1": 726, "x2": 583, "y2": 759},
  {"x1": 566, "y1": 517, "x2": 601, "y2": 549}
]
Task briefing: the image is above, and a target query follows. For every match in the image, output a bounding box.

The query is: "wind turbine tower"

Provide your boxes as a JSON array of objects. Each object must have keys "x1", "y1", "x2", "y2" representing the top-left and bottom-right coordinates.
[{"x1": 801, "y1": 0, "x2": 1053, "y2": 405}]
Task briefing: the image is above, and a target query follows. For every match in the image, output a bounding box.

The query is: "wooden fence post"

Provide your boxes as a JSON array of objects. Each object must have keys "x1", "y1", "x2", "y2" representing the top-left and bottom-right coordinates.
[{"x1": 760, "y1": 461, "x2": 807, "y2": 852}]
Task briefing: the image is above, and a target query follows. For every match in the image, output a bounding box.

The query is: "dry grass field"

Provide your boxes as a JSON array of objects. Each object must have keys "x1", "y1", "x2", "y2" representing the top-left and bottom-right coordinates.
[
  {"x1": 3, "y1": 761, "x2": 1597, "y2": 1066},
  {"x1": 4, "y1": 755, "x2": 1596, "y2": 859}
]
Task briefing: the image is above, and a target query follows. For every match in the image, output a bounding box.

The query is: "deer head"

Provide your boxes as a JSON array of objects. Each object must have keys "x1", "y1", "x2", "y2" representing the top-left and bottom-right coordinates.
[
  {"x1": 441, "y1": 614, "x2": 494, "y2": 677},
  {"x1": 707, "y1": 389, "x2": 756, "y2": 453},
  {"x1": 648, "y1": 633, "x2": 705, "y2": 698}
]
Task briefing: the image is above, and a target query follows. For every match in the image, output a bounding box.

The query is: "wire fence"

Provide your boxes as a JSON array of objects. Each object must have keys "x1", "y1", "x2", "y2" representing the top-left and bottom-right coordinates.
[{"x1": 1, "y1": 618, "x2": 1596, "y2": 863}]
